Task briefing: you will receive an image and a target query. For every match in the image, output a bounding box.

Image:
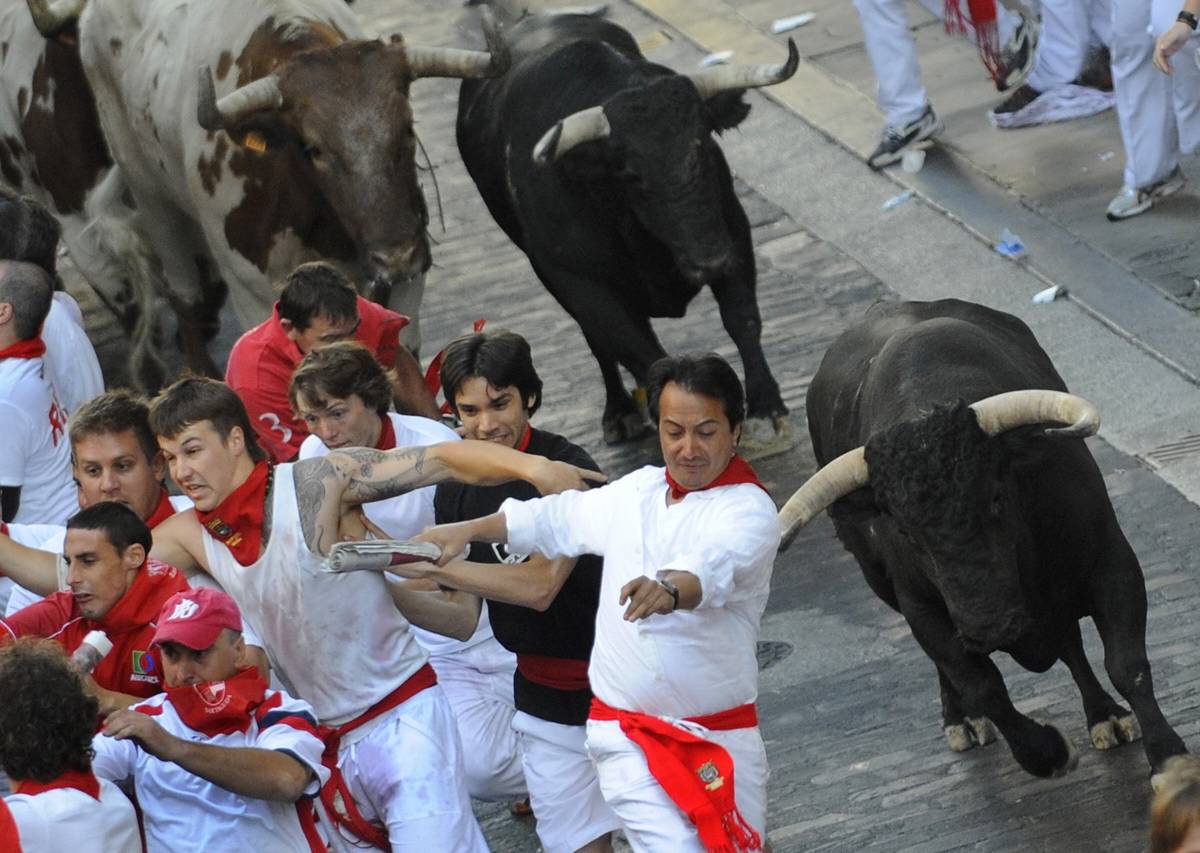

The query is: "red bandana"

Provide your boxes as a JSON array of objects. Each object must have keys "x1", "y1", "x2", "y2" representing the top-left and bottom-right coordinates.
[
  {"x1": 516, "y1": 425, "x2": 533, "y2": 453},
  {"x1": 944, "y1": 0, "x2": 1002, "y2": 83},
  {"x1": 195, "y1": 460, "x2": 271, "y2": 567},
  {"x1": 666, "y1": 455, "x2": 767, "y2": 501},
  {"x1": 374, "y1": 416, "x2": 396, "y2": 451},
  {"x1": 0, "y1": 337, "x2": 46, "y2": 360},
  {"x1": 12, "y1": 768, "x2": 102, "y2": 801},
  {"x1": 161, "y1": 667, "x2": 270, "y2": 736},
  {"x1": 144, "y1": 487, "x2": 177, "y2": 530}
]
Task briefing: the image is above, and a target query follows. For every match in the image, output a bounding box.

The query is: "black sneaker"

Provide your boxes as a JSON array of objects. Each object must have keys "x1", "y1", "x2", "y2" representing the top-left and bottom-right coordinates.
[
  {"x1": 1073, "y1": 45, "x2": 1113, "y2": 92},
  {"x1": 995, "y1": 14, "x2": 1039, "y2": 92},
  {"x1": 992, "y1": 84, "x2": 1041, "y2": 114},
  {"x1": 867, "y1": 105, "x2": 943, "y2": 170}
]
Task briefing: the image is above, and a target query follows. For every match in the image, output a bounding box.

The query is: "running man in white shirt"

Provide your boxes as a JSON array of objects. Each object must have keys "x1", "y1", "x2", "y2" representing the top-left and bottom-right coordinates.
[
  {"x1": 291, "y1": 341, "x2": 527, "y2": 804},
  {"x1": 419, "y1": 353, "x2": 779, "y2": 852},
  {"x1": 0, "y1": 638, "x2": 140, "y2": 853},
  {"x1": 93, "y1": 588, "x2": 328, "y2": 853},
  {"x1": 0, "y1": 261, "x2": 75, "y2": 527}
]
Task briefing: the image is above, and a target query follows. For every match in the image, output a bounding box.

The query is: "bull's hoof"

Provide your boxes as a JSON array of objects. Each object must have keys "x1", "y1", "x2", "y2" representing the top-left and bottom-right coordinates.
[
  {"x1": 739, "y1": 416, "x2": 796, "y2": 461},
  {"x1": 1047, "y1": 726, "x2": 1080, "y2": 778},
  {"x1": 944, "y1": 716, "x2": 997, "y2": 752},
  {"x1": 603, "y1": 412, "x2": 652, "y2": 445},
  {"x1": 1089, "y1": 713, "x2": 1142, "y2": 750}
]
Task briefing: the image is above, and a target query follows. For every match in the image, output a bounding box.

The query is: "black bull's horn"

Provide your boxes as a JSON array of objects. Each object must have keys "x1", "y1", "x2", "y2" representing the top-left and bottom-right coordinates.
[
  {"x1": 25, "y1": 0, "x2": 87, "y2": 37},
  {"x1": 532, "y1": 38, "x2": 800, "y2": 165},
  {"x1": 777, "y1": 390, "x2": 1100, "y2": 550}
]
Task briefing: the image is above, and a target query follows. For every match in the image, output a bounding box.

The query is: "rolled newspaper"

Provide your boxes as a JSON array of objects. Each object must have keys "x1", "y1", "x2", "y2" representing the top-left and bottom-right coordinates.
[{"x1": 324, "y1": 539, "x2": 443, "y2": 574}]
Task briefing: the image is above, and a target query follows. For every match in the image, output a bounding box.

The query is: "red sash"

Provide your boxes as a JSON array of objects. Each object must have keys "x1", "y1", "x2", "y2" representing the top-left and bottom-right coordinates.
[
  {"x1": 517, "y1": 653, "x2": 590, "y2": 692},
  {"x1": 195, "y1": 461, "x2": 271, "y2": 567},
  {"x1": 944, "y1": 0, "x2": 1002, "y2": 83},
  {"x1": 317, "y1": 664, "x2": 437, "y2": 851},
  {"x1": 590, "y1": 697, "x2": 761, "y2": 853}
]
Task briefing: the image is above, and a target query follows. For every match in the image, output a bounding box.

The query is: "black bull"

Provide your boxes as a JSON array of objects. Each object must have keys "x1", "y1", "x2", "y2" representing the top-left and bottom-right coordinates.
[
  {"x1": 786, "y1": 299, "x2": 1185, "y2": 778},
  {"x1": 455, "y1": 13, "x2": 791, "y2": 445}
]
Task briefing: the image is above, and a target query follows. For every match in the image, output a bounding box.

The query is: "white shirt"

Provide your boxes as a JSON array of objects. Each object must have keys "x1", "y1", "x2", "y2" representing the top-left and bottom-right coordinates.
[
  {"x1": 200, "y1": 463, "x2": 428, "y2": 727},
  {"x1": 42, "y1": 293, "x2": 104, "y2": 414},
  {"x1": 2, "y1": 778, "x2": 140, "y2": 853},
  {"x1": 298, "y1": 413, "x2": 501, "y2": 656},
  {"x1": 91, "y1": 687, "x2": 328, "y2": 853},
  {"x1": 502, "y1": 465, "x2": 779, "y2": 718},
  {"x1": 0, "y1": 355, "x2": 76, "y2": 526}
]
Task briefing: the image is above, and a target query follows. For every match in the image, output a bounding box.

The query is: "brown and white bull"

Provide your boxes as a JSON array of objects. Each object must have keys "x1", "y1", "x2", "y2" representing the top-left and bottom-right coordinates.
[{"x1": 29, "y1": 0, "x2": 507, "y2": 373}]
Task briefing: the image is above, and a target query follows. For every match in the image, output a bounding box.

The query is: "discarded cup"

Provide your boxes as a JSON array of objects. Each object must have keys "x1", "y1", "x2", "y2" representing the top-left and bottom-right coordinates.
[
  {"x1": 1032, "y1": 284, "x2": 1066, "y2": 304},
  {"x1": 994, "y1": 228, "x2": 1026, "y2": 259},
  {"x1": 901, "y1": 149, "x2": 925, "y2": 173},
  {"x1": 881, "y1": 190, "x2": 913, "y2": 211},
  {"x1": 1098, "y1": 151, "x2": 1115, "y2": 161},
  {"x1": 700, "y1": 51, "x2": 734, "y2": 67},
  {"x1": 772, "y1": 13, "x2": 815, "y2": 34}
]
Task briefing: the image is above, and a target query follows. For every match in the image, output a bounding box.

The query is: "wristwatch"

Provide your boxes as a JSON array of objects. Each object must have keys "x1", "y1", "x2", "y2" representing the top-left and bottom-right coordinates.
[
  {"x1": 659, "y1": 578, "x2": 680, "y2": 611},
  {"x1": 1180, "y1": 10, "x2": 1198, "y2": 29}
]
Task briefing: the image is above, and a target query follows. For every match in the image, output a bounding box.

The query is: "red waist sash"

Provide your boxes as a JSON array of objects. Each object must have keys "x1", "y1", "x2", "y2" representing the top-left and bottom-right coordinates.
[
  {"x1": 318, "y1": 664, "x2": 437, "y2": 851},
  {"x1": 517, "y1": 653, "x2": 590, "y2": 692},
  {"x1": 590, "y1": 696, "x2": 761, "y2": 853}
]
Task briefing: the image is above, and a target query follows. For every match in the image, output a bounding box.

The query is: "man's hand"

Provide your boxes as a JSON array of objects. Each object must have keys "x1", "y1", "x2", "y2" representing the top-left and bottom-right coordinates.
[
  {"x1": 620, "y1": 576, "x2": 676, "y2": 621},
  {"x1": 1155, "y1": 21, "x2": 1193, "y2": 73},
  {"x1": 102, "y1": 708, "x2": 180, "y2": 762},
  {"x1": 381, "y1": 559, "x2": 438, "y2": 580},
  {"x1": 417, "y1": 520, "x2": 481, "y2": 567},
  {"x1": 531, "y1": 458, "x2": 607, "y2": 495}
]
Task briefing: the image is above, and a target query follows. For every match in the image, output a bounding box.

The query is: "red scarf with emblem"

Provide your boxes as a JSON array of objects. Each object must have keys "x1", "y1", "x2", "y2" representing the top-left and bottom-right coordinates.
[
  {"x1": 0, "y1": 337, "x2": 46, "y2": 360},
  {"x1": 11, "y1": 768, "x2": 101, "y2": 800},
  {"x1": 159, "y1": 667, "x2": 270, "y2": 736},
  {"x1": 195, "y1": 461, "x2": 271, "y2": 567},
  {"x1": 944, "y1": 0, "x2": 1003, "y2": 83},
  {"x1": 666, "y1": 454, "x2": 767, "y2": 501},
  {"x1": 144, "y1": 487, "x2": 177, "y2": 530}
]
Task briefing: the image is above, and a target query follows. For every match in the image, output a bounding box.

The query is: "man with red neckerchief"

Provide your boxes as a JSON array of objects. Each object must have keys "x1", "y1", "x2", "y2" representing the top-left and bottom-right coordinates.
[
  {"x1": 92, "y1": 588, "x2": 328, "y2": 853},
  {"x1": 418, "y1": 354, "x2": 780, "y2": 853},
  {"x1": 0, "y1": 638, "x2": 140, "y2": 853},
  {"x1": 0, "y1": 261, "x2": 75, "y2": 528},
  {"x1": 0, "y1": 502, "x2": 189, "y2": 717}
]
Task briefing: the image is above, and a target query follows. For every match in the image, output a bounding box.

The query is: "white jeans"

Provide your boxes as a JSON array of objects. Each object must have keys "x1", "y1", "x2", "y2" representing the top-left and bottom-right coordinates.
[
  {"x1": 1028, "y1": 0, "x2": 1112, "y2": 90},
  {"x1": 1112, "y1": 0, "x2": 1200, "y2": 187},
  {"x1": 585, "y1": 719, "x2": 769, "y2": 852}
]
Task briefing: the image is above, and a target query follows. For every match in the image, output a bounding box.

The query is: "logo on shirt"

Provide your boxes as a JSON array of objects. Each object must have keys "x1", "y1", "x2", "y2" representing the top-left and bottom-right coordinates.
[
  {"x1": 204, "y1": 517, "x2": 242, "y2": 548},
  {"x1": 486, "y1": 543, "x2": 529, "y2": 565},
  {"x1": 168, "y1": 598, "x2": 200, "y2": 621},
  {"x1": 697, "y1": 760, "x2": 724, "y2": 791},
  {"x1": 130, "y1": 650, "x2": 159, "y2": 683},
  {"x1": 198, "y1": 680, "x2": 229, "y2": 710}
]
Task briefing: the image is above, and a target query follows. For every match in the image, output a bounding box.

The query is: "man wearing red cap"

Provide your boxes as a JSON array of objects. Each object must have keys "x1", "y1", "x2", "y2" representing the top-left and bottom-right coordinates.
[
  {"x1": 92, "y1": 587, "x2": 328, "y2": 853},
  {"x1": 418, "y1": 354, "x2": 779, "y2": 852}
]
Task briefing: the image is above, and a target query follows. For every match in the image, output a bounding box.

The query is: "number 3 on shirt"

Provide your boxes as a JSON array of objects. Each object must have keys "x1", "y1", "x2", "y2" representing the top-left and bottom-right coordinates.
[{"x1": 258, "y1": 412, "x2": 293, "y2": 443}]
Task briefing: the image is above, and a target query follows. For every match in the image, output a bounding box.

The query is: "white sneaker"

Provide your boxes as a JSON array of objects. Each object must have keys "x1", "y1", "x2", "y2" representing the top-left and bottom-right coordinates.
[{"x1": 1106, "y1": 166, "x2": 1186, "y2": 221}]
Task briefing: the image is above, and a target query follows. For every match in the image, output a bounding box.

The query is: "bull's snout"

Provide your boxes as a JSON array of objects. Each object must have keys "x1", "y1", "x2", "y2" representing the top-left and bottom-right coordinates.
[
  {"x1": 369, "y1": 241, "x2": 430, "y2": 281},
  {"x1": 680, "y1": 253, "x2": 734, "y2": 285}
]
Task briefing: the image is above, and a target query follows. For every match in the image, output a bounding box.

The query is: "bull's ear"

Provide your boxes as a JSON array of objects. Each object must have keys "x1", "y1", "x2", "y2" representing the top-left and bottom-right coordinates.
[
  {"x1": 828, "y1": 485, "x2": 880, "y2": 524},
  {"x1": 704, "y1": 91, "x2": 751, "y2": 133},
  {"x1": 993, "y1": 426, "x2": 1056, "y2": 471},
  {"x1": 226, "y1": 118, "x2": 291, "y2": 154}
]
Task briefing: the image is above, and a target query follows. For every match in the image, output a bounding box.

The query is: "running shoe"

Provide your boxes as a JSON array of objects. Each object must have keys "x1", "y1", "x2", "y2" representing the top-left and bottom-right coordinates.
[
  {"x1": 1105, "y1": 166, "x2": 1186, "y2": 221},
  {"x1": 996, "y1": 14, "x2": 1039, "y2": 92},
  {"x1": 867, "y1": 105, "x2": 943, "y2": 170}
]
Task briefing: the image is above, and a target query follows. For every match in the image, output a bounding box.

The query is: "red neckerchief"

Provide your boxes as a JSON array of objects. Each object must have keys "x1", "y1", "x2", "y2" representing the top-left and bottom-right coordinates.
[
  {"x1": 666, "y1": 454, "x2": 767, "y2": 501},
  {"x1": 515, "y1": 425, "x2": 533, "y2": 453},
  {"x1": 195, "y1": 460, "x2": 271, "y2": 567},
  {"x1": 374, "y1": 416, "x2": 396, "y2": 451},
  {"x1": 93, "y1": 561, "x2": 183, "y2": 635},
  {"x1": 144, "y1": 487, "x2": 176, "y2": 530},
  {"x1": 0, "y1": 337, "x2": 46, "y2": 359},
  {"x1": 163, "y1": 667, "x2": 269, "y2": 736},
  {"x1": 11, "y1": 768, "x2": 102, "y2": 801},
  {"x1": 944, "y1": 0, "x2": 1001, "y2": 82}
]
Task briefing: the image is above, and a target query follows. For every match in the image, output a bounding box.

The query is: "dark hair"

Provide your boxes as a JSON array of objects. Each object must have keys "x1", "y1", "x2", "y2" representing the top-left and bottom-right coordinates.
[
  {"x1": 646, "y1": 353, "x2": 745, "y2": 429},
  {"x1": 1151, "y1": 755, "x2": 1200, "y2": 853},
  {"x1": 67, "y1": 501, "x2": 153, "y2": 557},
  {"x1": 69, "y1": 390, "x2": 158, "y2": 464},
  {"x1": 0, "y1": 639, "x2": 98, "y2": 781},
  {"x1": 290, "y1": 341, "x2": 394, "y2": 418},
  {"x1": 277, "y1": 261, "x2": 358, "y2": 331},
  {"x1": 0, "y1": 260, "x2": 54, "y2": 340},
  {"x1": 149, "y1": 375, "x2": 267, "y2": 463},
  {"x1": 440, "y1": 330, "x2": 542, "y2": 417},
  {"x1": 0, "y1": 188, "x2": 60, "y2": 276}
]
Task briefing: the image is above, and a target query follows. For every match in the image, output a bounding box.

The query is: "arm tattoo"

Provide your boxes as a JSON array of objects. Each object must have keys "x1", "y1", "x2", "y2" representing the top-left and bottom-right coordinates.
[
  {"x1": 338, "y1": 446, "x2": 443, "y2": 505},
  {"x1": 292, "y1": 457, "x2": 337, "y2": 554}
]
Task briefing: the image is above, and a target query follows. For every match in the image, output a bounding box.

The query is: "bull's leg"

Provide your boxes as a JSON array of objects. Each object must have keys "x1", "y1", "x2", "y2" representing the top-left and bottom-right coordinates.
[
  {"x1": 1059, "y1": 621, "x2": 1140, "y2": 750},
  {"x1": 1088, "y1": 541, "x2": 1186, "y2": 776},
  {"x1": 901, "y1": 596, "x2": 1077, "y2": 777},
  {"x1": 938, "y1": 667, "x2": 998, "y2": 752}
]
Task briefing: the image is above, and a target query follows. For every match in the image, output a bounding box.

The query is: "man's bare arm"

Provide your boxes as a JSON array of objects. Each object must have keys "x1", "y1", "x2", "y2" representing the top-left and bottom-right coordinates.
[
  {"x1": 0, "y1": 534, "x2": 60, "y2": 597},
  {"x1": 390, "y1": 554, "x2": 577, "y2": 612},
  {"x1": 386, "y1": 578, "x2": 482, "y2": 641},
  {"x1": 147, "y1": 511, "x2": 205, "y2": 577}
]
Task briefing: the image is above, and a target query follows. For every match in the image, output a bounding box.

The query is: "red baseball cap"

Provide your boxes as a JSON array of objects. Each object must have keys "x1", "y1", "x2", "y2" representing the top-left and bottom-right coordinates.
[{"x1": 152, "y1": 588, "x2": 243, "y2": 651}]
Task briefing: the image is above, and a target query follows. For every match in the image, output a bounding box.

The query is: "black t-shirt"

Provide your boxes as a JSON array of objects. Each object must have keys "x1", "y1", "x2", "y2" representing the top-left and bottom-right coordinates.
[{"x1": 434, "y1": 428, "x2": 603, "y2": 725}]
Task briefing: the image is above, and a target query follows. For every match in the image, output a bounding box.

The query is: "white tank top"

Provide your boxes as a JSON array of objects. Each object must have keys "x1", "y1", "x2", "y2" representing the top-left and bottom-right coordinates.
[{"x1": 201, "y1": 463, "x2": 427, "y2": 726}]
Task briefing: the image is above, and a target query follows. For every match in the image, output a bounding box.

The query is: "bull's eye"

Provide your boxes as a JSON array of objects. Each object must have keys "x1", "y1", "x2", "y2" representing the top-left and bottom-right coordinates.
[{"x1": 302, "y1": 144, "x2": 322, "y2": 161}]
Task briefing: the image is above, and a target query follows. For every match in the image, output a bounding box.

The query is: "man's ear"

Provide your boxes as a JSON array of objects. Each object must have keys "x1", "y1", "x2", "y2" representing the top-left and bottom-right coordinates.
[
  {"x1": 0, "y1": 302, "x2": 13, "y2": 327},
  {"x1": 226, "y1": 425, "x2": 246, "y2": 456},
  {"x1": 732, "y1": 422, "x2": 743, "y2": 447},
  {"x1": 122, "y1": 542, "x2": 147, "y2": 572},
  {"x1": 279, "y1": 318, "x2": 297, "y2": 338},
  {"x1": 232, "y1": 633, "x2": 248, "y2": 668},
  {"x1": 151, "y1": 450, "x2": 168, "y2": 482}
]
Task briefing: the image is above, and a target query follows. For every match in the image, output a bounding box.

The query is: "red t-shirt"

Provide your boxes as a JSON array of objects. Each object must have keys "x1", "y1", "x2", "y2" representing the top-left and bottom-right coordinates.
[
  {"x1": 0, "y1": 559, "x2": 189, "y2": 699},
  {"x1": 225, "y1": 297, "x2": 408, "y2": 463}
]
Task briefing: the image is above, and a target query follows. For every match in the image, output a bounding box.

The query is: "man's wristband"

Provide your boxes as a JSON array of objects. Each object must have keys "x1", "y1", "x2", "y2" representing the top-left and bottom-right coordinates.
[
  {"x1": 1179, "y1": 10, "x2": 1198, "y2": 30},
  {"x1": 659, "y1": 578, "x2": 680, "y2": 611}
]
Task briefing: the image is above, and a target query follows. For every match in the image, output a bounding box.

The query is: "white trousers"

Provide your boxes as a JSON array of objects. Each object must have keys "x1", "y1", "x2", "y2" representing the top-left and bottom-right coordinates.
[
  {"x1": 585, "y1": 719, "x2": 769, "y2": 853},
  {"x1": 325, "y1": 686, "x2": 489, "y2": 853},
  {"x1": 1028, "y1": 0, "x2": 1112, "y2": 90},
  {"x1": 1112, "y1": 0, "x2": 1200, "y2": 187},
  {"x1": 431, "y1": 641, "x2": 527, "y2": 802}
]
